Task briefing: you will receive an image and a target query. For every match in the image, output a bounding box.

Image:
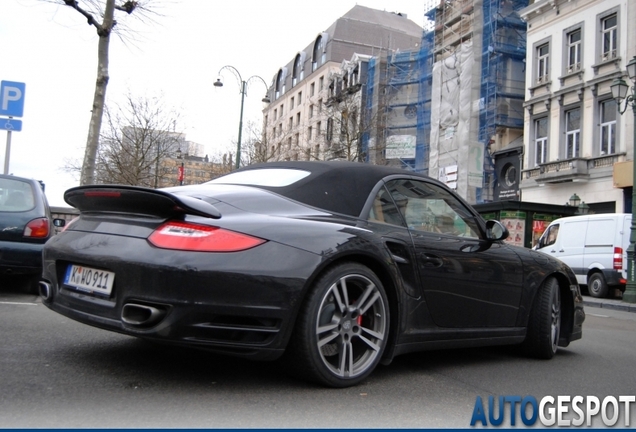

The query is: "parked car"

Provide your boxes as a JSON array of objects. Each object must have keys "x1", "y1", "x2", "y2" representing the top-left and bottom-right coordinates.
[
  {"x1": 0, "y1": 174, "x2": 63, "y2": 292},
  {"x1": 40, "y1": 161, "x2": 584, "y2": 387},
  {"x1": 535, "y1": 213, "x2": 631, "y2": 298}
]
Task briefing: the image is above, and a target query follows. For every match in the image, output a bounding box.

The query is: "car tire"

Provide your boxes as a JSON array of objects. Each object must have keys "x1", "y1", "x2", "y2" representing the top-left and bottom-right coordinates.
[
  {"x1": 285, "y1": 262, "x2": 389, "y2": 387},
  {"x1": 522, "y1": 277, "x2": 561, "y2": 359},
  {"x1": 587, "y1": 273, "x2": 608, "y2": 298}
]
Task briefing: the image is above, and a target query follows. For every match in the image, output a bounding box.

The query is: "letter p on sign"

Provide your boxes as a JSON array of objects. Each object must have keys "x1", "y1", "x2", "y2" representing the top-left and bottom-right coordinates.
[{"x1": 0, "y1": 81, "x2": 26, "y2": 117}]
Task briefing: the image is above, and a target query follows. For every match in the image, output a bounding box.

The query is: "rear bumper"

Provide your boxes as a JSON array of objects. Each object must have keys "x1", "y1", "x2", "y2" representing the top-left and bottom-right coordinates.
[
  {"x1": 41, "y1": 232, "x2": 321, "y2": 360},
  {"x1": 601, "y1": 269, "x2": 626, "y2": 291},
  {"x1": 0, "y1": 240, "x2": 44, "y2": 275}
]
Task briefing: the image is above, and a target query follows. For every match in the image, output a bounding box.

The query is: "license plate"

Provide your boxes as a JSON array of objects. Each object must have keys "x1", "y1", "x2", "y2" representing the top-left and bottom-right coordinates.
[{"x1": 64, "y1": 264, "x2": 115, "y2": 296}]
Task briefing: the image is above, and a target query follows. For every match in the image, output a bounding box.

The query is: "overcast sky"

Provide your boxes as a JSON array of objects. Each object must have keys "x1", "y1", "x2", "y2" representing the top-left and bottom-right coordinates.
[{"x1": 1, "y1": 0, "x2": 427, "y2": 206}]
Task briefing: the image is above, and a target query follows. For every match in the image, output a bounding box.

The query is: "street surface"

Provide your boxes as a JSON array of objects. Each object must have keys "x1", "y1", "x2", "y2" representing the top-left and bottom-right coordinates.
[{"x1": 1, "y1": 277, "x2": 636, "y2": 428}]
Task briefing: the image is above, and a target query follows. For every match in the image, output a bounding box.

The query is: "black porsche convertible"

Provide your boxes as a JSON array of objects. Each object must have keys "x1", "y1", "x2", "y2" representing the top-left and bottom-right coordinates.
[{"x1": 40, "y1": 161, "x2": 584, "y2": 387}]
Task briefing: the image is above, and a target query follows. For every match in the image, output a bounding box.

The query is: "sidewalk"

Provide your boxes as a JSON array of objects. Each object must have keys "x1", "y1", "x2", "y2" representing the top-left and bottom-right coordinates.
[{"x1": 582, "y1": 295, "x2": 636, "y2": 313}]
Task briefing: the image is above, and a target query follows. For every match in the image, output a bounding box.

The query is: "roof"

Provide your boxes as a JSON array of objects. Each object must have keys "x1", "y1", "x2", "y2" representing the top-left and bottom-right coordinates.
[
  {"x1": 268, "y1": 5, "x2": 422, "y2": 92},
  {"x1": 235, "y1": 161, "x2": 429, "y2": 217},
  {"x1": 335, "y1": 5, "x2": 423, "y2": 38}
]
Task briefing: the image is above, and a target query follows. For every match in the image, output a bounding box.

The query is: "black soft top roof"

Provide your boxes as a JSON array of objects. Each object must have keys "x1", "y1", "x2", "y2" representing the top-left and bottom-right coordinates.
[{"x1": 226, "y1": 161, "x2": 429, "y2": 217}]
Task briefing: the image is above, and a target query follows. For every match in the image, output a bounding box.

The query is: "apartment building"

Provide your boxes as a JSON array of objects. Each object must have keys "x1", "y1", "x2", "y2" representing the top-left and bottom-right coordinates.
[
  {"x1": 261, "y1": 5, "x2": 422, "y2": 162},
  {"x1": 520, "y1": 0, "x2": 635, "y2": 213}
]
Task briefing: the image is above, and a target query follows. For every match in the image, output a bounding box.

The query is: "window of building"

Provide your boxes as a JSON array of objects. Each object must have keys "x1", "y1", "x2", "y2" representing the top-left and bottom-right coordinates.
[
  {"x1": 309, "y1": 104, "x2": 314, "y2": 118},
  {"x1": 317, "y1": 121, "x2": 322, "y2": 135},
  {"x1": 536, "y1": 43, "x2": 550, "y2": 84},
  {"x1": 296, "y1": 112, "x2": 301, "y2": 125},
  {"x1": 319, "y1": 76, "x2": 324, "y2": 91},
  {"x1": 298, "y1": 91, "x2": 302, "y2": 104},
  {"x1": 600, "y1": 99, "x2": 617, "y2": 155},
  {"x1": 276, "y1": 69, "x2": 285, "y2": 99},
  {"x1": 318, "y1": 99, "x2": 323, "y2": 111},
  {"x1": 310, "y1": 83, "x2": 315, "y2": 97},
  {"x1": 308, "y1": 126, "x2": 313, "y2": 140},
  {"x1": 292, "y1": 53, "x2": 303, "y2": 87},
  {"x1": 312, "y1": 36, "x2": 324, "y2": 72},
  {"x1": 565, "y1": 107, "x2": 581, "y2": 158},
  {"x1": 601, "y1": 13, "x2": 617, "y2": 61},
  {"x1": 287, "y1": 137, "x2": 292, "y2": 149},
  {"x1": 340, "y1": 112, "x2": 347, "y2": 140},
  {"x1": 273, "y1": 109, "x2": 277, "y2": 120},
  {"x1": 294, "y1": 133, "x2": 299, "y2": 147},
  {"x1": 290, "y1": 97, "x2": 294, "y2": 109},
  {"x1": 289, "y1": 117, "x2": 293, "y2": 131},
  {"x1": 534, "y1": 117, "x2": 548, "y2": 165},
  {"x1": 566, "y1": 29, "x2": 581, "y2": 73},
  {"x1": 315, "y1": 144, "x2": 320, "y2": 158},
  {"x1": 326, "y1": 118, "x2": 333, "y2": 142}
]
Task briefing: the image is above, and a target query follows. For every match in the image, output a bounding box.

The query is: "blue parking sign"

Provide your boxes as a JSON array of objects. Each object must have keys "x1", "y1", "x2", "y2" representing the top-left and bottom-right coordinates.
[
  {"x1": 0, "y1": 118, "x2": 22, "y2": 131},
  {"x1": 0, "y1": 81, "x2": 26, "y2": 117}
]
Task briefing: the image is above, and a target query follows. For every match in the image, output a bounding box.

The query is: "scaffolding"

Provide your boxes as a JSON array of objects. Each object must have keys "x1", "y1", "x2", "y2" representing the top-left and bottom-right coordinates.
[
  {"x1": 363, "y1": 0, "x2": 528, "y2": 204},
  {"x1": 427, "y1": 0, "x2": 528, "y2": 203},
  {"x1": 363, "y1": 31, "x2": 434, "y2": 173},
  {"x1": 478, "y1": 0, "x2": 528, "y2": 202}
]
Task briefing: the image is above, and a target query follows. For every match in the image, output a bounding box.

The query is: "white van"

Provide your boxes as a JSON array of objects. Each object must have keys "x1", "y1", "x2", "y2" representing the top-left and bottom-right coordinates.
[{"x1": 535, "y1": 213, "x2": 631, "y2": 298}]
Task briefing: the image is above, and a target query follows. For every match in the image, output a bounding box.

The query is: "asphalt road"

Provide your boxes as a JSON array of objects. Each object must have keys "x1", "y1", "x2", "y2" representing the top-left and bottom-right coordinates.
[{"x1": 1, "y1": 284, "x2": 635, "y2": 428}]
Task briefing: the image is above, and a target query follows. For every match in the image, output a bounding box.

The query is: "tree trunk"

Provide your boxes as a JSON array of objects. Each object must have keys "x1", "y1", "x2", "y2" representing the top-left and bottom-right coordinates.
[{"x1": 79, "y1": 0, "x2": 115, "y2": 185}]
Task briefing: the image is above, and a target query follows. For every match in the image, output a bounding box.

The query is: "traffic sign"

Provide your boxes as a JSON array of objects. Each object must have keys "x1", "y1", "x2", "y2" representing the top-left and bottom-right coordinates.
[
  {"x1": 0, "y1": 118, "x2": 22, "y2": 131},
  {"x1": 0, "y1": 81, "x2": 26, "y2": 117}
]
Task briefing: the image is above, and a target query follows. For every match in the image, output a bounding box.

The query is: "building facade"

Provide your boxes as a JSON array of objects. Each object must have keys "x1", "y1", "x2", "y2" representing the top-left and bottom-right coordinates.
[
  {"x1": 260, "y1": 5, "x2": 422, "y2": 163},
  {"x1": 520, "y1": 0, "x2": 635, "y2": 213}
]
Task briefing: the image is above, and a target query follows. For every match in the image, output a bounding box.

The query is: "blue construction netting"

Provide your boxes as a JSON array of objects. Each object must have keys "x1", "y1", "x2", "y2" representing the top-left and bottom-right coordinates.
[
  {"x1": 381, "y1": 30, "x2": 434, "y2": 173},
  {"x1": 477, "y1": 0, "x2": 528, "y2": 202}
]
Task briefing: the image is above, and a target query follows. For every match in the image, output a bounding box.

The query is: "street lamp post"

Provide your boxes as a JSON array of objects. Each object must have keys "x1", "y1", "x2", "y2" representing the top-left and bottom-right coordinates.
[
  {"x1": 611, "y1": 56, "x2": 636, "y2": 303},
  {"x1": 213, "y1": 66, "x2": 270, "y2": 170},
  {"x1": 176, "y1": 147, "x2": 184, "y2": 186},
  {"x1": 154, "y1": 141, "x2": 160, "y2": 189}
]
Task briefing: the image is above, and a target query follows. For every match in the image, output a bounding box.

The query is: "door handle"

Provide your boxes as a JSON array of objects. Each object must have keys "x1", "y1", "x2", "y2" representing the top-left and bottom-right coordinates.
[{"x1": 419, "y1": 253, "x2": 443, "y2": 268}]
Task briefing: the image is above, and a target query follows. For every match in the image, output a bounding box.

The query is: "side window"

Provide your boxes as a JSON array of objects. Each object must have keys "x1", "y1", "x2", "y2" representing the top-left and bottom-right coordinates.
[
  {"x1": 368, "y1": 186, "x2": 407, "y2": 227},
  {"x1": 541, "y1": 224, "x2": 560, "y2": 247},
  {"x1": 369, "y1": 179, "x2": 480, "y2": 238}
]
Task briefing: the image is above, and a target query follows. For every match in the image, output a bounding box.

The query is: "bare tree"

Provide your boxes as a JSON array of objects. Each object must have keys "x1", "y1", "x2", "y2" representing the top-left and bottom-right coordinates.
[
  {"x1": 95, "y1": 93, "x2": 183, "y2": 187},
  {"x1": 322, "y1": 76, "x2": 383, "y2": 163},
  {"x1": 240, "y1": 120, "x2": 280, "y2": 165},
  {"x1": 52, "y1": 0, "x2": 156, "y2": 185}
]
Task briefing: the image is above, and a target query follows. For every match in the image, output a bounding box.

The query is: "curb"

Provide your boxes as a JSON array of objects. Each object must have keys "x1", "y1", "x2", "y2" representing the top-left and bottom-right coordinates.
[{"x1": 582, "y1": 299, "x2": 636, "y2": 313}]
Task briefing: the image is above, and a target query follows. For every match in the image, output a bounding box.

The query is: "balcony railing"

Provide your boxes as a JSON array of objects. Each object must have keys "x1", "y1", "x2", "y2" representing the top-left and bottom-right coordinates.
[{"x1": 522, "y1": 153, "x2": 625, "y2": 184}]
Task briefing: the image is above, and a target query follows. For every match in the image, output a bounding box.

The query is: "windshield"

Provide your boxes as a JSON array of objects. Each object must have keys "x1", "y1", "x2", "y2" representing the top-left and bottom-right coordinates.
[
  {"x1": 207, "y1": 168, "x2": 311, "y2": 187},
  {"x1": 0, "y1": 178, "x2": 36, "y2": 212}
]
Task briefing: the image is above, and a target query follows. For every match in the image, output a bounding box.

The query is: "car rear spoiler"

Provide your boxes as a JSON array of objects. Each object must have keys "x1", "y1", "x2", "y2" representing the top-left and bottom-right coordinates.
[{"x1": 64, "y1": 185, "x2": 222, "y2": 219}]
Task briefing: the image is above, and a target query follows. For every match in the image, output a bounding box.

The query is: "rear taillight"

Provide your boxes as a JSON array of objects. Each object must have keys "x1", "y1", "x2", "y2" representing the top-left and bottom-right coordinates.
[
  {"x1": 148, "y1": 221, "x2": 266, "y2": 252},
  {"x1": 24, "y1": 218, "x2": 50, "y2": 238},
  {"x1": 613, "y1": 247, "x2": 623, "y2": 270}
]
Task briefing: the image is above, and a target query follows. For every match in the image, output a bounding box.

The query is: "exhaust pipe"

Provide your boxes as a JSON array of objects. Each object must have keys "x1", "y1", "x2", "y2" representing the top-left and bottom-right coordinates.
[
  {"x1": 121, "y1": 303, "x2": 166, "y2": 327},
  {"x1": 39, "y1": 281, "x2": 52, "y2": 300}
]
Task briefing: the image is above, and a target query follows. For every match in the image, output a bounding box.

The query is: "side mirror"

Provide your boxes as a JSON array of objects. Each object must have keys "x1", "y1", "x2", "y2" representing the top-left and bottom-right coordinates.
[{"x1": 485, "y1": 220, "x2": 508, "y2": 241}]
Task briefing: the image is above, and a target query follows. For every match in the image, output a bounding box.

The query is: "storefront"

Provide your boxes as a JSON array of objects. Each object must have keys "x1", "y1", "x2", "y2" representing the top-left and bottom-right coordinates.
[{"x1": 473, "y1": 201, "x2": 579, "y2": 249}]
